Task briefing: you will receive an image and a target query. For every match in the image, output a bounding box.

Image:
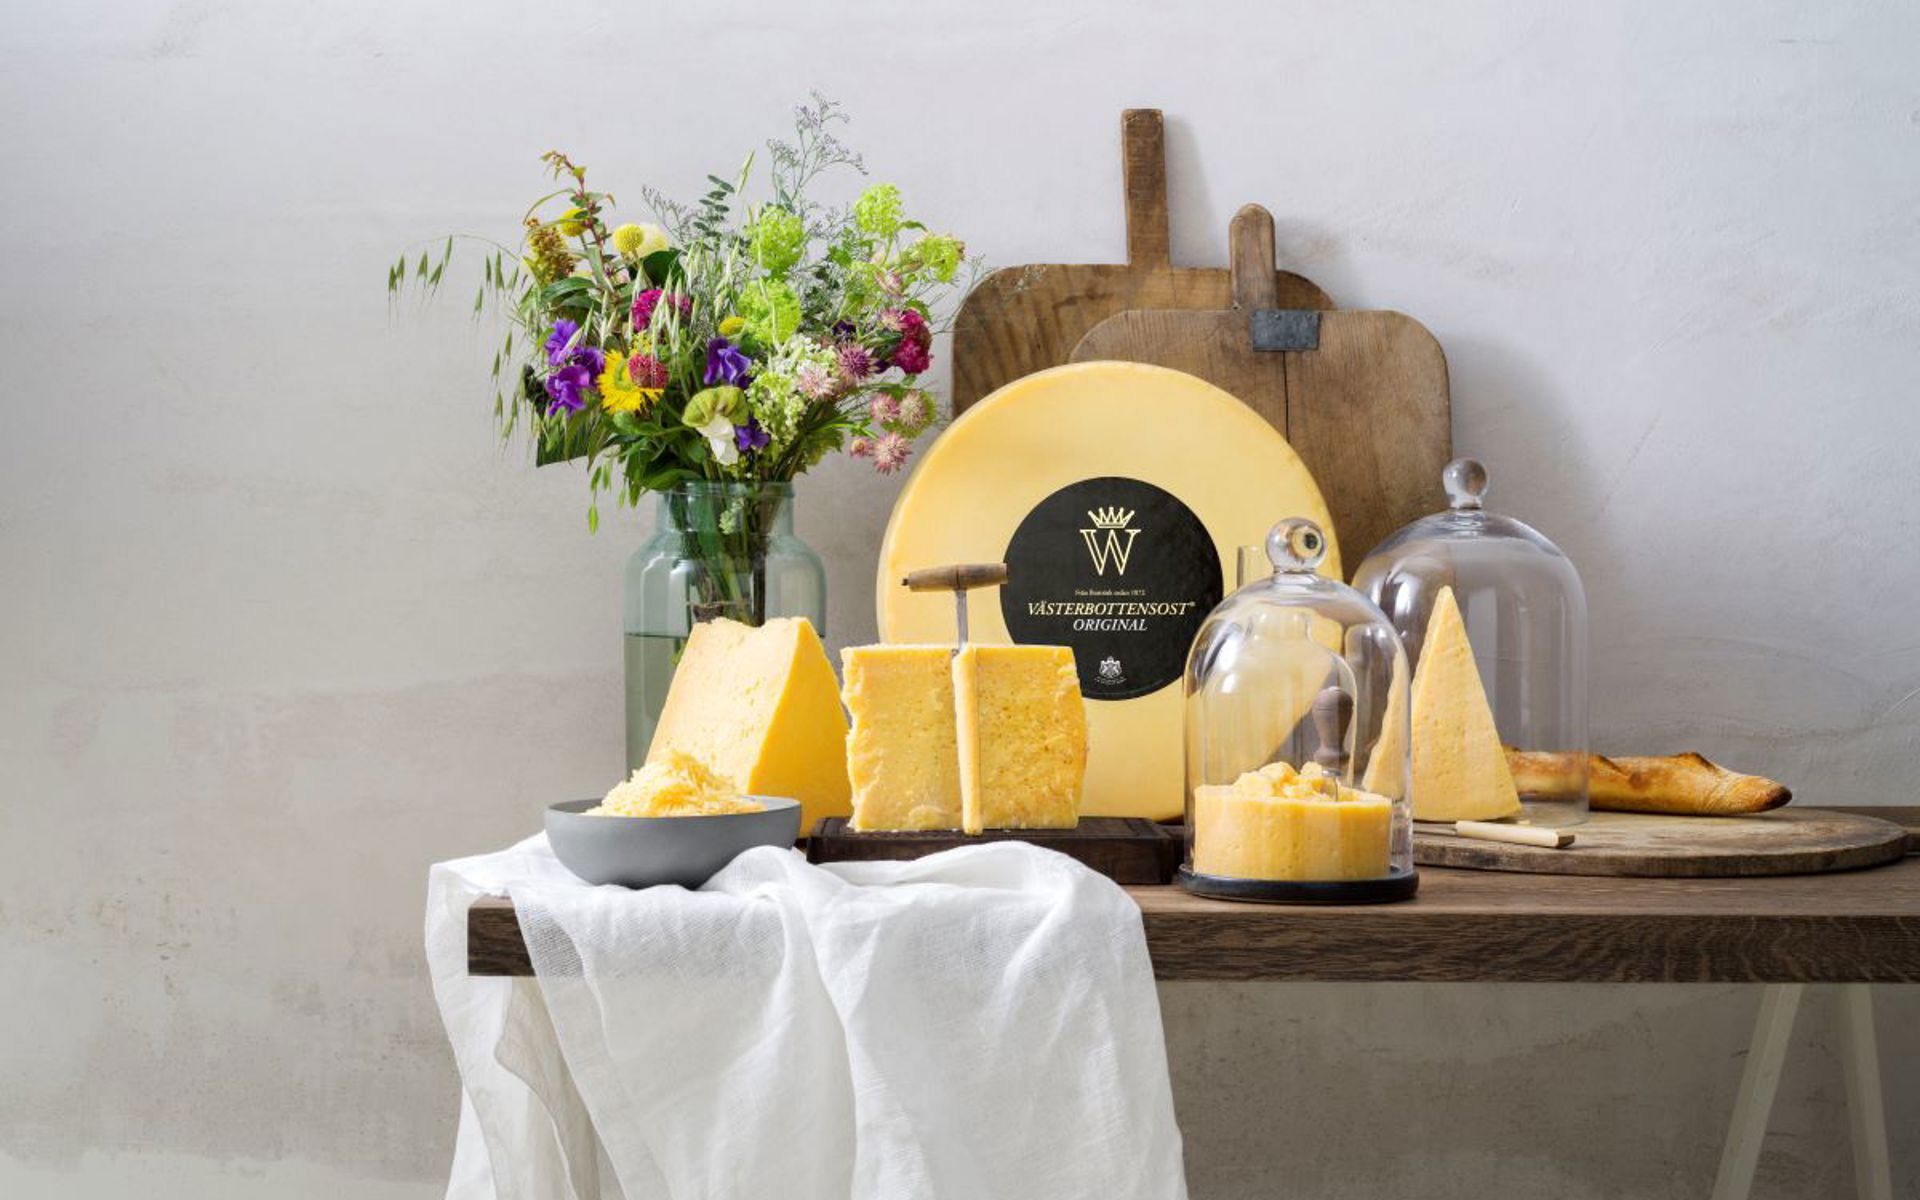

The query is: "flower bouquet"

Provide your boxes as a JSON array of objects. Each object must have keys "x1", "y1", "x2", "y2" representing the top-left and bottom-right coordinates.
[{"x1": 393, "y1": 97, "x2": 972, "y2": 627}]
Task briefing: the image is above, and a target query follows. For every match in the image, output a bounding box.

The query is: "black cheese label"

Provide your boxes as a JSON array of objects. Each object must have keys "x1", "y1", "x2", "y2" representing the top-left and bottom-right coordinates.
[{"x1": 1001, "y1": 476, "x2": 1222, "y2": 701}]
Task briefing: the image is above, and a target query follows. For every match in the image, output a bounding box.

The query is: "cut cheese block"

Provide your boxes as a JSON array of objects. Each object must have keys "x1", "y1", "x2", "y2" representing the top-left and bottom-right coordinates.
[
  {"x1": 1191, "y1": 762, "x2": 1392, "y2": 881},
  {"x1": 842, "y1": 646, "x2": 963, "y2": 831},
  {"x1": 1409, "y1": 586, "x2": 1520, "y2": 821},
  {"x1": 878, "y1": 361, "x2": 1338, "y2": 821},
  {"x1": 647, "y1": 617, "x2": 850, "y2": 833},
  {"x1": 953, "y1": 644, "x2": 1087, "y2": 834}
]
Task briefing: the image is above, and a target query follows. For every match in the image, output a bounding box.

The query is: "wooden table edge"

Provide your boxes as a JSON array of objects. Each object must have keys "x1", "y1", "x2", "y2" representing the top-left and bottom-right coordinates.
[{"x1": 465, "y1": 808, "x2": 1920, "y2": 984}]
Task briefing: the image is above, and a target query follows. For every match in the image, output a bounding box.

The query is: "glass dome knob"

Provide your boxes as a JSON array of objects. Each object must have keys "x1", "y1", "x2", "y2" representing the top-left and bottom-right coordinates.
[
  {"x1": 1266, "y1": 517, "x2": 1328, "y2": 573},
  {"x1": 1443, "y1": 457, "x2": 1489, "y2": 511}
]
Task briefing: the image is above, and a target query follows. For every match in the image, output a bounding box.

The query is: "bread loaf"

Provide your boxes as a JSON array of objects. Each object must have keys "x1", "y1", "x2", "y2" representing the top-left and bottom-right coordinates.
[{"x1": 1504, "y1": 750, "x2": 1791, "y2": 816}]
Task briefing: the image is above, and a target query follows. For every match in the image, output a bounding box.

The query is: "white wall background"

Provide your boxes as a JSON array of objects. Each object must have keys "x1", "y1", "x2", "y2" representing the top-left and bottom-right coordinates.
[{"x1": 2, "y1": 1, "x2": 1917, "y2": 1196}]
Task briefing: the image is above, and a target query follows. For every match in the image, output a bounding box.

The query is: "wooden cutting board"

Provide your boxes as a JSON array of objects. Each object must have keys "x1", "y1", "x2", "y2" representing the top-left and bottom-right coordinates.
[
  {"x1": 951, "y1": 109, "x2": 1333, "y2": 415},
  {"x1": 1414, "y1": 810, "x2": 1910, "y2": 878},
  {"x1": 807, "y1": 817, "x2": 1180, "y2": 885},
  {"x1": 1071, "y1": 204, "x2": 1451, "y2": 569}
]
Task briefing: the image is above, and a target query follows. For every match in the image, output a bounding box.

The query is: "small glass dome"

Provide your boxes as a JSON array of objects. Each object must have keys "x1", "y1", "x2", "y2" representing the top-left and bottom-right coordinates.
[
  {"x1": 1352, "y1": 458, "x2": 1589, "y2": 827},
  {"x1": 1181, "y1": 517, "x2": 1416, "y2": 904}
]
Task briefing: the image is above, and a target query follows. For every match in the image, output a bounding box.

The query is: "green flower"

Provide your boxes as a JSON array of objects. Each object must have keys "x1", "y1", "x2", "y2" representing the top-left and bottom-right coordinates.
[
  {"x1": 747, "y1": 207, "x2": 807, "y2": 274},
  {"x1": 907, "y1": 234, "x2": 965, "y2": 283},
  {"x1": 683, "y1": 386, "x2": 747, "y2": 429},
  {"x1": 738, "y1": 280, "x2": 801, "y2": 344},
  {"x1": 853, "y1": 183, "x2": 905, "y2": 239}
]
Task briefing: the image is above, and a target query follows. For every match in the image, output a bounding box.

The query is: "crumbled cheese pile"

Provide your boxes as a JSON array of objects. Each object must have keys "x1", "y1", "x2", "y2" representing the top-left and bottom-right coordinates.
[
  {"x1": 1219, "y1": 760, "x2": 1388, "y2": 805},
  {"x1": 588, "y1": 750, "x2": 766, "y2": 817}
]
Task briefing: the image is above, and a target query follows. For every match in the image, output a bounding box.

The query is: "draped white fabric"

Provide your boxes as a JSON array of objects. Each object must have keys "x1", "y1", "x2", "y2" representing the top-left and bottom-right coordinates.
[{"x1": 427, "y1": 836, "x2": 1188, "y2": 1200}]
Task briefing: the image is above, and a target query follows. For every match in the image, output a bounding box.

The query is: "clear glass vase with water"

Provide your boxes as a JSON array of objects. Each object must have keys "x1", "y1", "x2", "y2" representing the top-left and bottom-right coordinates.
[{"x1": 622, "y1": 481, "x2": 826, "y2": 771}]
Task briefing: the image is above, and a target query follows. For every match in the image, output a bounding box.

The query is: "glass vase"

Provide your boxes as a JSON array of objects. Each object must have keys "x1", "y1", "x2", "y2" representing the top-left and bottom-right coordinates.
[{"x1": 622, "y1": 481, "x2": 826, "y2": 771}]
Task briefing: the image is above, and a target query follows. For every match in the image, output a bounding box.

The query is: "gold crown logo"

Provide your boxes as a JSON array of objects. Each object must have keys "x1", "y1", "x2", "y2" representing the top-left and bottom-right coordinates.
[{"x1": 1085, "y1": 507, "x2": 1135, "y2": 529}]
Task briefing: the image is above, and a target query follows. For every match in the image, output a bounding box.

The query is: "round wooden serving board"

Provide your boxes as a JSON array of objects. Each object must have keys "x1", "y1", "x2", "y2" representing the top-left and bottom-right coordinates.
[{"x1": 1413, "y1": 810, "x2": 1911, "y2": 878}]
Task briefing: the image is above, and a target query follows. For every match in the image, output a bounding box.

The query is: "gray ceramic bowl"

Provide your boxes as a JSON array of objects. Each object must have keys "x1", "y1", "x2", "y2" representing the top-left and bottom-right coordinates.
[{"x1": 545, "y1": 797, "x2": 802, "y2": 889}]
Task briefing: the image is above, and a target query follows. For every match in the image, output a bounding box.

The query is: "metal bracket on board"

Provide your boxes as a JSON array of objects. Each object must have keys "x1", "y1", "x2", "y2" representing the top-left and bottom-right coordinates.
[{"x1": 1249, "y1": 309, "x2": 1321, "y2": 352}]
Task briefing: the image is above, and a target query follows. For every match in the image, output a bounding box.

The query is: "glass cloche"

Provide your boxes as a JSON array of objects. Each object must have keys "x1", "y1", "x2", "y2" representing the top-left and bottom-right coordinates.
[
  {"x1": 1352, "y1": 458, "x2": 1588, "y2": 828},
  {"x1": 1180, "y1": 517, "x2": 1416, "y2": 904}
]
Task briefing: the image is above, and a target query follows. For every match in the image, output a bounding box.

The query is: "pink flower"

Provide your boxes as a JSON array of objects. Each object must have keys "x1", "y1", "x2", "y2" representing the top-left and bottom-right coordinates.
[
  {"x1": 796, "y1": 362, "x2": 840, "y2": 401},
  {"x1": 849, "y1": 436, "x2": 873, "y2": 458},
  {"x1": 897, "y1": 390, "x2": 933, "y2": 428},
  {"x1": 869, "y1": 393, "x2": 901, "y2": 424},
  {"x1": 836, "y1": 343, "x2": 876, "y2": 383},
  {"x1": 870, "y1": 432, "x2": 912, "y2": 475},
  {"x1": 631, "y1": 288, "x2": 690, "y2": 331},
  {"x1": 627, "y1": 353, "x2": 669, "y2": 389},
  {"x1": 890, "y1": 337, "x2": 932, "y2": 375},
  {"x1": 881, "y1": 307, "x2": 930, "y2": 344}
]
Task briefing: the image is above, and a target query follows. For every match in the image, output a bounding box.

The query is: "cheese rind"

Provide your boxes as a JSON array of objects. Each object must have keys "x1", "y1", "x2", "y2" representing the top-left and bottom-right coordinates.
[
  {"x1": 877, "y1": 362, "x2": 1339, "y2": 821},
  {"x1": 647, "y1": 617, "x2": 851, "y2": 833},
  {"x1": 953, "y1": 645, "x2": 1087, "y2": 834},
  {"x1": 1191, "y1": 762, "x2": 1392, "y2": 880},
  {"x1": 842, "y1": 646, "x2": 963, "y2": 831},
  {"x1": 1409, "y1": 587, "x2": 1521, "y2": 821}
]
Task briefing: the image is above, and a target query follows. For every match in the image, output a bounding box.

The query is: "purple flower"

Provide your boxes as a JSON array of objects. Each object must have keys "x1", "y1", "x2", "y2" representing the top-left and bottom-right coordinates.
[
  {"x1": 734, "y1": 418, "x2": 770, "y2": 454},
  {"x1": 544, "y1": 362, "x2": 594, "y2": 414},
  {"x1": 544, "y1": 319, "x2": 580, "y2": 367},
  {"x1": 705, "y1": 337, "x2": 752, "y2": 386}
]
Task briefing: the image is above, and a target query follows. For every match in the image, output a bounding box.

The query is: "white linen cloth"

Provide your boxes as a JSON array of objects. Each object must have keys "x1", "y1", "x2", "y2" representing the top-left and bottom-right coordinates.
[{"x1": 427, "y1": 835, "x2": 1188, "y2": 1200}]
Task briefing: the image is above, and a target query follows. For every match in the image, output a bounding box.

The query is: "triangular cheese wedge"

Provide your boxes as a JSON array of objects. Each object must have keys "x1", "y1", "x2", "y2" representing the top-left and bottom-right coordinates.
[
  {"x1": 1360, "y1": 651, "x2": 1410, "y2": 799},
  {"x1": 1409, "y1": 586, "x2": 1521, "y2": 820},
  {"x1": 649, "y1": 617, "x2": 851, "y2": 832}
]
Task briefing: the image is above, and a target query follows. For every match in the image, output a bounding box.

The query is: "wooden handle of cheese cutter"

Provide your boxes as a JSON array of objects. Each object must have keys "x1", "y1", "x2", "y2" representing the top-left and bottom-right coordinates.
[
  {"x1": 1454, "y1": 820, "x2": 1576, "y2": 849},
  {"x1": 1122, "y1": 109, "x2": 1171, "y2": 269},
  {"x1": 1229, "y1": 204, "x2": 1280, "y2": 310},
  {"x1": 901, "y1": 563, "x2": 1009, "y2": 592}
]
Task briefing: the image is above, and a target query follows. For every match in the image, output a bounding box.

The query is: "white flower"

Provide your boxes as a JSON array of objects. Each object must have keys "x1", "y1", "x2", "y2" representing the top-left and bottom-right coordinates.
[{"x1": 697, "y1": 414, "x2": 739, "y2": 465}]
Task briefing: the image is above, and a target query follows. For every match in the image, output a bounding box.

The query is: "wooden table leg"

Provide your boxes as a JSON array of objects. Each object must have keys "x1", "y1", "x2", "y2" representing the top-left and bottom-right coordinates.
[
  {"x1": 1711, "y1": 984, "x2": 1805, "y2": 1200},
  {"x1": 1840, "y1": 985, "x2": 1893, "y2": 1200}
]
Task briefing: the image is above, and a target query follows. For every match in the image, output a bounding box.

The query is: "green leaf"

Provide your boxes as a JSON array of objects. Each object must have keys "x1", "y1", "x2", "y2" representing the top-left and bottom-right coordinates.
[{"x1": 587, "y1": 505, "x2": 600, "y2": 534}]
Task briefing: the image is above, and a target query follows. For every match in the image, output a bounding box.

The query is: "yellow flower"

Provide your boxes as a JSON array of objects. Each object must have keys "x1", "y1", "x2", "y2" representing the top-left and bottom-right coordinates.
[
  {"x1": 556, "y1": 206, "x2": 588, "y2": 237},
  {"x1": 612, "y1": 222, "x2": 669, "y2": 258},
  {"x1": 717, "y1": 314, "x2": 746, "y2": 338},
  {"x1": 598, "y1": 352, "x2": 663, "y2": 414}
]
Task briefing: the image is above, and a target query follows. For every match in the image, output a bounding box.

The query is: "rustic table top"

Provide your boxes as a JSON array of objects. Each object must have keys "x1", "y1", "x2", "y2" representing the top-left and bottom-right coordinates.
[{"x1": 466, "y1": 807, "x2": 1920, "y2": 984}]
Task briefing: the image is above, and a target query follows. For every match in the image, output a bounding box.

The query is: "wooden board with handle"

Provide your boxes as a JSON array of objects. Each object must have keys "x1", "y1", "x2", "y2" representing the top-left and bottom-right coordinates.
[
  {"x1": 807, "y1": 816, "x2": 1180, "y2": 885},
  {"x1": 1414, "y1": 810, "x2": 1909, "y2": 878},
  {"x1": 951, "y1": 109, "x2": 1333, "y2": 414},
  {"x1": 1071, "y1": 204, "x2": 1452, "y2": 569}
]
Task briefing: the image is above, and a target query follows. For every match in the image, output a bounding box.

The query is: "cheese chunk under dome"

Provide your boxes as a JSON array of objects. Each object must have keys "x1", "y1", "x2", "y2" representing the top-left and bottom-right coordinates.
[{"x1": 877, "y1": 362, "x2": 1339, "y2": 820}]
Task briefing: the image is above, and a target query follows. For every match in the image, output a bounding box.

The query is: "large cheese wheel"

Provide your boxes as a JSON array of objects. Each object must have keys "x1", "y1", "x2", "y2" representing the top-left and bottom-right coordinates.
[{"x1": 877, "y1": 361, "x2": 1339, "y2": 820}]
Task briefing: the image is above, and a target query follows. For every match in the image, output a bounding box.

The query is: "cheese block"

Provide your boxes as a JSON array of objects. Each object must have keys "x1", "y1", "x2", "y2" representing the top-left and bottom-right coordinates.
[
  {"x1": 647, "y1": 617, "x2": 850, "y2": 832},
  {"x1": 878, "y1": 362, "x2": 1338, "y2": 821},
  {"x1": 841, "y1": 645, "x2": 963, "y2": 831},
  {"x1": 1409, "y1": 587, "x2": 1520, "y2": 821},
  {"x1": 1191, "y1": 762, "x2": 1392, "y2": 881},
  {"x1": 952, "y1": 644, "x2": 1087, "y2": 834}
]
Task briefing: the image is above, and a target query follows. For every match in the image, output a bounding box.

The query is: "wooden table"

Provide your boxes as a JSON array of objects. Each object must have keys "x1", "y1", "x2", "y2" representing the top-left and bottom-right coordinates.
[
  {"x1": 468, "y1": 807, "x2": 1920, "y2": 984},
  {"x1": 463, "y1": 808, "x2": 1917, "y2": 1200}
]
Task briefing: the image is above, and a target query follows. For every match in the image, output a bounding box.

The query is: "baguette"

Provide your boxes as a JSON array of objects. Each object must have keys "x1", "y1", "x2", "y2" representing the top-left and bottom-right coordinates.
[{"x1": 1504, "y1": 750, "x2": 1791, "y2": 816}]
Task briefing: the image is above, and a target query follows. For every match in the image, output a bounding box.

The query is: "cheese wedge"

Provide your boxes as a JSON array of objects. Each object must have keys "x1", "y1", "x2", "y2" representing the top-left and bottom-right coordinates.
[
  {"x1": 1360, "y1": 652, "x2": 1410, "y2": 799},
  {"x1": 953, "y1": 645, "x2": 1087, "y2": 834},
  {"x1": 1409, "y1": 586, "x2": 1521, "y2": 821},
  {"x1": 842, "y1": 646, "x2": 963, "y2": 831},
  {"x1": 647, "y1": 617, "x2": 850, "y2": 833},
  {"x1": 1191, "y1": 762, "x2": 1392, "y2": 881}
]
